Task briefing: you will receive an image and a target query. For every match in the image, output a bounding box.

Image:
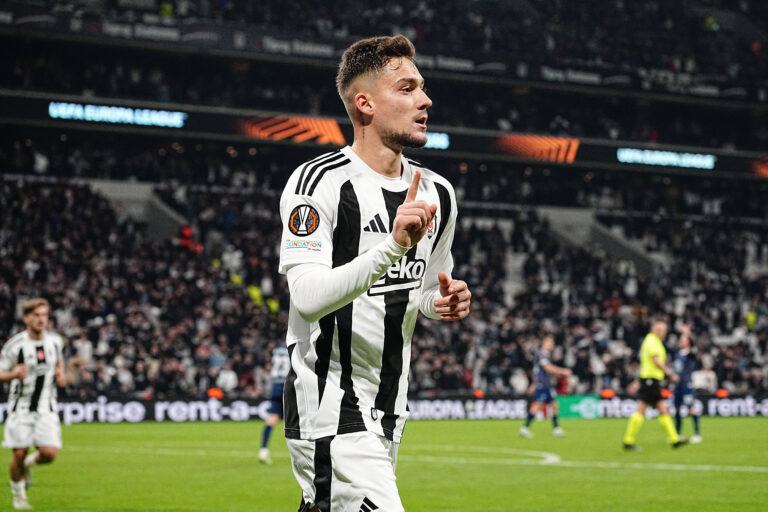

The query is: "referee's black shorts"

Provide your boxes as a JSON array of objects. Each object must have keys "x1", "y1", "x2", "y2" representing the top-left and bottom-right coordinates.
[{"x1": 638, "y1": 378, "x2": 664, "y2": 405}]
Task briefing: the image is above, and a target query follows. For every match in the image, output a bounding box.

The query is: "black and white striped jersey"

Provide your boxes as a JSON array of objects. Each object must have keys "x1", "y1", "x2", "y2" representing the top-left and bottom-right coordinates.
[
  {"x1": 279, "y1": 145, "x2": 457, "y2": 442},
  {"x1": 0, "y1": 330, "x2": 64, "y2": 414}
]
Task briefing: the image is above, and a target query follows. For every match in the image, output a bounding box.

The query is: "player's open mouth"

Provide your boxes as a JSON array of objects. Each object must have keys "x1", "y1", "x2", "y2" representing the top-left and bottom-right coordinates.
[{"x1": 415, "y1": 116, "x2": 428, "y2": 129}]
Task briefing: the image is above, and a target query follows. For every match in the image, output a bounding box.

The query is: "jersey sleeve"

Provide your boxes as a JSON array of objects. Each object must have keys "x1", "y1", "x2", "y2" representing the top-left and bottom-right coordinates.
[
  {"x1": 287, "y1": 235, "x2": 408, "y2": 323},
  {"x1": 650, "y1": 338, "x2": 665, "y2": 360},
  {"x1": 278, "y1": 162, "x2": 338, "y2": 274},
  {"x1": 0, "y1": 341, "x2": 18, "y2": 372},
  {"x1": 55, "y1": 334, "x2": 65, "y2": 363},
  {"x1": 419, "y1": 178, "x2": 458, "y2": 318}
]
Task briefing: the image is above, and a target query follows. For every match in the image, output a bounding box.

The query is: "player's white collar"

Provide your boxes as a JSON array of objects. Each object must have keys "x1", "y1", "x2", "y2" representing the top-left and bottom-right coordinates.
[{"x1": 342, "y1": 146, "x2": 411, "y2": 187}]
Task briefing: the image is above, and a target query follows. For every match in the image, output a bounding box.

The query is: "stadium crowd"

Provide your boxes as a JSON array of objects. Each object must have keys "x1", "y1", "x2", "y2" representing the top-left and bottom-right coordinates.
[
  {"x1": 1, "y1": 140, "x2": 766, "y2": 399},
  {"x1": 43, "y1": 0, "x2": 768, "y2": 81},
  {"x1": 4, "y1": 37, "x2": 766, "y2": 151},
  {"x1": 4, "y1": 133, "x2": 768, "y2": 220},
  {"x1": 2, "y1": 0, "x2": 767, "y2": 398}
]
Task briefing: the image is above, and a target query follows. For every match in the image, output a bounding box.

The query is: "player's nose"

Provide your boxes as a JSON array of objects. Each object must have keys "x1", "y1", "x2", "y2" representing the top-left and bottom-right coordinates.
[{"x1": 417, "y1": 88, "x2": 432, "y2": 110}]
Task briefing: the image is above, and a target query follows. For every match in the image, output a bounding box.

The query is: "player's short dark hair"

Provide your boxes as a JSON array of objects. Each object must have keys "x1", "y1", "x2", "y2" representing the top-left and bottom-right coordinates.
[
  {"x1": 335, "y1": 35, "x2": 416, "y2": 100},
  {"x1": 23, "y1": 298, "x2": 49, "y2": 316}
]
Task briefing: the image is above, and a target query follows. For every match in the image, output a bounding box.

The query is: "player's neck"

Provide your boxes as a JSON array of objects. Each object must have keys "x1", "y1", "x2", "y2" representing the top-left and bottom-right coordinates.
[
  {"x1": 27, "y1": 328, "x2": 43, "y2": 341},
  {"x1": 350, "y1": 136, "x2": 402, "y2": 178}
]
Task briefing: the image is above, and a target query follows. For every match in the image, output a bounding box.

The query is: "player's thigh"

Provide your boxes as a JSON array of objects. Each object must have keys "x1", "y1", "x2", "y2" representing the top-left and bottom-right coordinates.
[
  {"x1": 330, "y1": 432, "x2": 402, "y2": 512},
  {"x1": 287, "y1": 433, "x2": 403, "y2": 512},
  {"x1": 287, "y1": 438, "x2": 317, "y2": 505},
  {"x1": 533, "y1": 388, "x2": 551, "y2": 404},
  {"x1": 33, "y1": 412, "x2": 62, "y2": 449},
  {"x1": 2, "y1": 413, "x2": 35, "y2": 449},
  {"x1": 639, "y1": 379, "x2": 662, "y2": 405}
]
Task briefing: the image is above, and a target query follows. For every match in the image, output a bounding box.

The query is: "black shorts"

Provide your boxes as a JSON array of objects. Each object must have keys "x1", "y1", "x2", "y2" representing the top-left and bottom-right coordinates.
[{"x1": 638, "y1": 379, "x2": 663, "y2": 405}]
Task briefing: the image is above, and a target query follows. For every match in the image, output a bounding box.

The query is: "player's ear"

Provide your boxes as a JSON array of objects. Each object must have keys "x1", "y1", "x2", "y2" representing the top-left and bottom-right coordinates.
[{"x1": 354, "y1": 91, "x2": 374, "y2": 117}]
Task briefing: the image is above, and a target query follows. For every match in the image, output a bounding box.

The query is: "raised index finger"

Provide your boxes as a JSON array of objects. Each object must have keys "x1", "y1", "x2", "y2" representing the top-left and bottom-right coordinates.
[{"x1": 405, "y1": 169, "x2": 421, "y2": 203}]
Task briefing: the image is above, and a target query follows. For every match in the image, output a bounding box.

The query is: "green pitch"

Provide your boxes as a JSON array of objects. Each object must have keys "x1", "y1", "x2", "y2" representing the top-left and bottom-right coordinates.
[{"x1": 9, "y1": 417, "x2": 767, "y2": 511}]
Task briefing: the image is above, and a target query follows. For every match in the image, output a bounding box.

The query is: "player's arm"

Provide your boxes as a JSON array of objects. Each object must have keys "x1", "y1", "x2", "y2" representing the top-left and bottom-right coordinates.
[
  {"x1": 0, "y1": 344, "x2": 25, "y2": 382},
  {"x1": 287, "y1": 171, "x2": 436, "y2": 323},
  {"x1": 0, "y1": 366, "x2": 26, "y2": 382},
  {"x1": 0, "y1": 355, "x2": 24, "y2": 382},
  {"x1": 55, "y1": 360, "x2": 67, "y2": 387},
  {"x1": 652, "y1": 355, "x2": 679, "y2": 382},
  {"x1": 418, "y1": 179, "x2": 470, "y2": 321},
  {"x1": 542, "y1": 363, "x2": 572, "y2": 378},
  {"x1": 54, "y1": 334, "x2": 67, "y2": 386}
]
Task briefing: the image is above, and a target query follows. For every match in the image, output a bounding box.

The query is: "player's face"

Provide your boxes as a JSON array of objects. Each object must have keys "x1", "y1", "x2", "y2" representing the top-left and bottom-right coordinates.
[
  {"x1": 24, "y1": 305, "x2": 49, "y2": 335},
  {"x1": 373, "y1": 58, "x2": 432, "y2": 150},
  {"x1": 542, "y1": 337, "x2": 554, "y2": 352}
]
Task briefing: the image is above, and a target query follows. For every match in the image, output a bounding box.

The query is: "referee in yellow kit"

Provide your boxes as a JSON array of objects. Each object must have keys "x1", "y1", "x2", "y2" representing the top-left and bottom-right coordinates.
[{"x1": 623, "y1": 319, "x2": 688, "y2": 450}]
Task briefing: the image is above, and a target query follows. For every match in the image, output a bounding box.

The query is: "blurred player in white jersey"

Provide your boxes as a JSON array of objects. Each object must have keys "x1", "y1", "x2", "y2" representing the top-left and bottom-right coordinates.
[
  {"x1": 259, "y1": 342, "x2": 290, "y2": 464},
  {"x1": 279, "y1": 35, "x2": 471, "y2": 511},
  {"x1": 0, "y1": 298, "x2": 67, "y2": 510}
]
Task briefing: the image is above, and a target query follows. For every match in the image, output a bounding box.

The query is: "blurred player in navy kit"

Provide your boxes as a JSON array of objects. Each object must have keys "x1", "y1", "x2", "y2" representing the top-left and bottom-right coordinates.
[
  {"x1": 519, "y1": 335, "x2": 571, "y2": 438},
  {"x1": 259, "y1": 343, "x2": 290, "y2": 464},
  {"x1": 673, "y1": 325, "x2": 702, "y2": 443}
]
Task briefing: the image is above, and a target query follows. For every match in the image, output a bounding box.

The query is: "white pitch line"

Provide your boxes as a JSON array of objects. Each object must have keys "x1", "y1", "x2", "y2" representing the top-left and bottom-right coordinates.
[
  {"x1": 66, "y1": 444, "x2": 288, "y2": 459},
  {"x1": 64, "y1": 444, "x2": 768, "y2": 474},
  {"x1": 405, "y1": 444, "x2": 562, "y2": 464},
  {"x1": 398, "y1": 454, "x2": 768, "y2": 474}
]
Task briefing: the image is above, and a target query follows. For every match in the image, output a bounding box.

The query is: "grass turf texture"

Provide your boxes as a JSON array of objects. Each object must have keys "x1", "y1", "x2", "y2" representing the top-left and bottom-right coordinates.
[{"x1": 8, "y1": 417, "x2": 767, "y2": 511}]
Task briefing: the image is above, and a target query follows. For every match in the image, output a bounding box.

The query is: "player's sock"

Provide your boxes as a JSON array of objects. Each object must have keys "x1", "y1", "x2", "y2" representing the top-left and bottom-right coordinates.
[
  {"x1": 674, "y1": 410, "x2": 682, "y2": 434},
  {"x1": 262, "y1": 425, "x2": 273, "y2": 449},
  {"x1": 658, "y1": 414, "x2": 679, "y2": 443},
  {"x1": 552, "y1": 415, "x2": 559, "y2": 428},
  {"x1": 23, "y1": 453, "x2": 37, "y2": 470},
  {"x1": 693, "y1": 414, "x2": 700, "y2": 435},
  {"x1": 524, "y1": 412, "x2": 534, "y2": 428},
  {"x1": 623, "y1": 412, "x2": 644, "y2": 445},
  {"x1": 9, "y1": 479, "x2": 26, "y2": 499}
]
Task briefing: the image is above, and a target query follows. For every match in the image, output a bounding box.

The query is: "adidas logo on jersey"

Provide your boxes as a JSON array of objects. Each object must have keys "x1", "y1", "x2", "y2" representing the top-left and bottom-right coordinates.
[
  {"x1": 359, "y1": 496, "x2": 379, "y2": 512},
  {"x1": 363, "y1": 213, "x2": 388, "y2": 234},
  {"x1": 368, "y1": 256, "x2": 425, "y2": 295}
]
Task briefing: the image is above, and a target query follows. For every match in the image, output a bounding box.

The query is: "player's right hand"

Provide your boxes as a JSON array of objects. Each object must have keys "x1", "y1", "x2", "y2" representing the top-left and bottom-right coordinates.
[
  {"x1": 392, "y1": 170, "x2": 437, "y2": 248},
  {"x1": 15, "y1": 364, "x2": 27, "y2": 380}
]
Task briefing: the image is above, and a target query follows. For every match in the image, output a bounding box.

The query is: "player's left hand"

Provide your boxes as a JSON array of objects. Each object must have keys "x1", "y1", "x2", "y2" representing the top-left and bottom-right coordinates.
[
  {"x1": 55, "y1": 370, "x2": 67, "y2": 387},
  {"x1": 434, "y1": 272, "x2": 471, "y2": 321}
]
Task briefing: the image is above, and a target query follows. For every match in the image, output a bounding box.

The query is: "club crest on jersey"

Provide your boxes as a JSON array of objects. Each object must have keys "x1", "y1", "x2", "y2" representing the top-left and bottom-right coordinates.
[
  {"x1": 288, "y1": 204, "x2": 320, "y2": 237},
  {"x1": 368, "y1": 255, "x2": 426, "y2": 295},
  {"x1": 426, "y1": 218, "x2": 436, "y2": 239}
]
